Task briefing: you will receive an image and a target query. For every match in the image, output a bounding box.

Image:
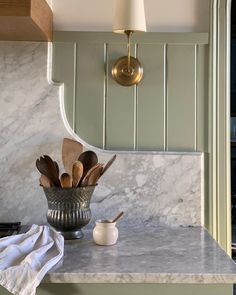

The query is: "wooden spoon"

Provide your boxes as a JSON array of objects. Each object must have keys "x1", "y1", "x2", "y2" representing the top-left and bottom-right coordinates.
[
  {"x1": 72, "y1": 161, "x2": 83, "y2": 187},
  {"x1": 87, "y1": 165, "x2": 103, "y2": 186},
  {"x1": 62, "y1": 138, "x2": 83, "y2": 175},
  {"x1": 78, "y1": 150, "x2": 98, "y2": 180},
  {"x1": 60, "y1": 173, "x2": 72, "y2": 188},
  {"x1": 39, "y1": 174, "x2": 52, "y2": 188},
  {"x1": 81, "y1": 163, "x2": 103, "y2": 186},
  {"x1": 100, "y1": 155, "x2": 117, "y2": 176}
]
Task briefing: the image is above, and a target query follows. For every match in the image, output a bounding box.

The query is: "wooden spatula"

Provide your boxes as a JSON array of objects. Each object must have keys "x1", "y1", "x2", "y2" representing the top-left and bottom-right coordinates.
[
  {"x1": 72, "y1": 161, "x2": 83, "y2": 187},
  {"x1": 62, "y1": 138, "x2": 83, "y2": 175}
]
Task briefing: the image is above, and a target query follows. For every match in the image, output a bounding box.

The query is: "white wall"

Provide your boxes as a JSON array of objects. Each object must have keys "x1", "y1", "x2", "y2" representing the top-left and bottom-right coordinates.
[{"x1": 50, "y1": 0, "x2": 209, "y2": 32}]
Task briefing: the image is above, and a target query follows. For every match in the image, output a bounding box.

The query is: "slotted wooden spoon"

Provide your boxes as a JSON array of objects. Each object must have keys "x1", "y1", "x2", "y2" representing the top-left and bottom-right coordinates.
[
  {"x1": 36, "y1": 155, "x2": 60, "y2": 187},
  {"x1": 54, "y1": 161, "x2": 60, "y2": 179}
]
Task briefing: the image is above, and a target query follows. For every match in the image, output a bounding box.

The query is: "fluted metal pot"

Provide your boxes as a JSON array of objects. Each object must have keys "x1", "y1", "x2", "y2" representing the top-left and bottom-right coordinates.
[{"x1": 43, "y1": 186, "x2": 96, "y2": 239}]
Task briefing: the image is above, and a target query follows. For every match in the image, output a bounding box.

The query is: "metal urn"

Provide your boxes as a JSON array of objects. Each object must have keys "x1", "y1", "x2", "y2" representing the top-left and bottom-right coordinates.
[{"x1": 43, "y1": 185, "x2": 96, "y2": 239}]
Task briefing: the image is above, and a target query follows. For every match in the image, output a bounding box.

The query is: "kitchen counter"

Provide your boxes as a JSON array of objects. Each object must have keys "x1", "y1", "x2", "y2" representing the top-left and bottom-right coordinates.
[{"x1": 44, "y1": 225, "x2": 236, "y2": 284}]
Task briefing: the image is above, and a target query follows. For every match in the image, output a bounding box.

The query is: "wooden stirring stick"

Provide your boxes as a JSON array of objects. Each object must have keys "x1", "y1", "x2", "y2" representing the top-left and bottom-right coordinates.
[{"x1": 111, "y1": 212, "x2": 124, "y2": 223}]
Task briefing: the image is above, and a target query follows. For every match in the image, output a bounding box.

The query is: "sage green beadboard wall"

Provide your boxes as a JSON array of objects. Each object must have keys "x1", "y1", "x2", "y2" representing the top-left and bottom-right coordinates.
[{"x1": 51, "y1": 32, "x2": 209, "y2": 152}]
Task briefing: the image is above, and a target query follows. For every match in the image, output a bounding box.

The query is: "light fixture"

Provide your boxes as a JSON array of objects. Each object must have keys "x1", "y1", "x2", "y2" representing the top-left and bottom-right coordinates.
[{"x1": 112, "y1": 0, "x2": 146, "y2": 87}]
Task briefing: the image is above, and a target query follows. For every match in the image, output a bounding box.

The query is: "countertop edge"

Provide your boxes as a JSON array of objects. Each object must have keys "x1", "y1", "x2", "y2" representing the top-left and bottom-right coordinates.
[{"x1": 43, "y1": 273, "x2": 236, "y2": 284}]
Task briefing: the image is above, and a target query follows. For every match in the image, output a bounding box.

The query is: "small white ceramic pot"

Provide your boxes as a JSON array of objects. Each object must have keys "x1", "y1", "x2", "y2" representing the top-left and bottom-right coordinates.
[{"x1": 93, "y1": 220, "x2": 118, "y2": 246}]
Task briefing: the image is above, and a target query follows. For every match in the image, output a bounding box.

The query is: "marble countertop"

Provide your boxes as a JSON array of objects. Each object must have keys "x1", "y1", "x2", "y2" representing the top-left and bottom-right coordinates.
[{"x1": 44, "y1": 226, "x2": 236, "y2": 284}]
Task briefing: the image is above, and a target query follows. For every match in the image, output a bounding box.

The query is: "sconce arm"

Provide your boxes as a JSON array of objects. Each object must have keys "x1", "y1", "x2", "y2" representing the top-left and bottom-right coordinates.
[{"x1": 125, "y1": 30, "x2": 133, "y2": 72}]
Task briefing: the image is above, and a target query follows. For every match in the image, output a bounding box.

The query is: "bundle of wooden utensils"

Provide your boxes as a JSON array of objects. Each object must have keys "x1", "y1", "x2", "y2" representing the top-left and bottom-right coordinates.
[{"x1": 36, "y1": 138, "x2": 116, "y2": 188}]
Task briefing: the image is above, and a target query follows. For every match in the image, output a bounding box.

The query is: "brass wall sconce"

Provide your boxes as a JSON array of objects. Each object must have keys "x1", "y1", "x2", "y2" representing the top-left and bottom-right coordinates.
[{"x1": 111, "y1": 0, "x2": 146, "y2": 87}]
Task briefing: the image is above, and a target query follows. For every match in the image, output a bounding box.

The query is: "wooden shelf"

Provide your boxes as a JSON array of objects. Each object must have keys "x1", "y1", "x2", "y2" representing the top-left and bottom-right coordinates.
[{"x1": 0, "y1": 0, "x2": 53, "y2": 41}]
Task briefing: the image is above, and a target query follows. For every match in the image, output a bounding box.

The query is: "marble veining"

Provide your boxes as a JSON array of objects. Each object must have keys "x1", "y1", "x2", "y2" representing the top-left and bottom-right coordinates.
[
  {"x1": 90, "y1": 152, "x2": 203, "y2": 227},
  {"x1": 0, "y1": 42, "x2": 203, "y2": 228},
  {"x1": 0, "y1": 42, "x2": 68, "y2": 225},
  {"x1": 44, "y1": 226, "x2": 236, "y2": 284}
]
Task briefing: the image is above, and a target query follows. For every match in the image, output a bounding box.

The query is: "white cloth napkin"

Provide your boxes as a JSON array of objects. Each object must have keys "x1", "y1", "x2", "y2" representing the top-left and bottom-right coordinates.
[{"x1": 0, "y1": 224, "x2": 64, "y2": 295}]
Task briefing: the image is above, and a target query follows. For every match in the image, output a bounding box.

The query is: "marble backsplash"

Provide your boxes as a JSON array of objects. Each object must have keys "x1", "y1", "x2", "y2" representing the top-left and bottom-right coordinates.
[
  {"x1": 92, "y1": 152, "x2": 203, "y2": 227},
  {"x1": 0, "y1": 42, "x2": 203, "y2": 227}
]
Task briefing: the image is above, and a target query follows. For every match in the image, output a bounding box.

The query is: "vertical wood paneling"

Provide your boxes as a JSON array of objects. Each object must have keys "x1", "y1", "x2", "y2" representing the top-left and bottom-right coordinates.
[
  {"x1": 136, "y1": 44, "x2": 165, "y2": 150},
  {"x1": 52, "y1": 42, "x2": 76, "y2": 128},
  {"x1": 207, "y1": 0, "x2": 231, "y2": 254},
  {"x1": 216, "y1": 1, "x2": 231, "y2": 253},
  {"x1": 164, "y1": 44, "x2": 168, "y2": 151},
  {"x1": 167, "y1": 45, "x2": 196, "y2": 151},
  {"x1": 197, "y1": 45, "x2": 209, "y2": 233},
  {"x1": 106, "y1": 43, "x2": 135, "y2": 150},
  {"x1": 52, "y1": 33, "x2": 208, "y2": 152},
  {"x1": 197, "y1": 45, "x2": 209, "y2": 151},
  {"x1": 74, "y1": 43, "x2": 104, "y2": 147},
  {"x1": 102, "y1": 43, "x2": 108, "y2": 149}
]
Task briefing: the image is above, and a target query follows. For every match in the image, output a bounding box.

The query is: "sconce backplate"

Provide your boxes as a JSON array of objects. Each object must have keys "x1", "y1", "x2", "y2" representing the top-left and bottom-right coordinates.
[{"x1": 111, "y1": 56, "x2": 143, "y2": 86}]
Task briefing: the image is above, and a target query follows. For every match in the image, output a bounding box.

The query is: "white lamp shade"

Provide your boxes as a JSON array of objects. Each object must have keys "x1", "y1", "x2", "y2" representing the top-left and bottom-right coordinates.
[{"x1": 113, "y1": 0, "x2": 146, "y2": 33}]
